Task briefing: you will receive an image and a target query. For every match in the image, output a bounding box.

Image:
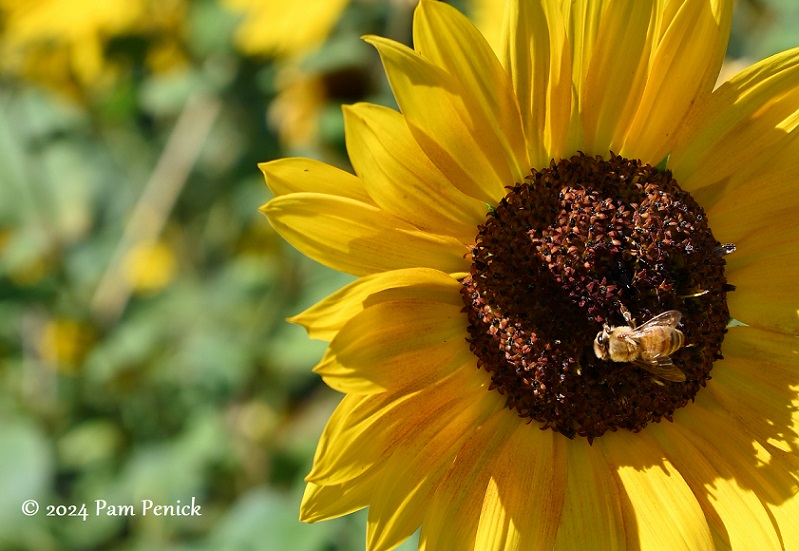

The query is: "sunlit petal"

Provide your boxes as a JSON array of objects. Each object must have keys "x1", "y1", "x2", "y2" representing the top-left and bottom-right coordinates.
[
  {"x1": 500, "y1": 0, "x2": 572, "y2": 165},
  {"x1": 365, "y1": 368, "x2": 501, "y2": 551},
  {"x1": 306, "y1": 366, "x2": 495, "y2": 487},
  {"x1": 553, "y1": 438, "x2": 625, "y2": 549},
  {"x1": 621, "y1": 0, "x2": 732, "y2": 163},
  {"x1": 671, "y1": 47, "x2": 799, "y2": 190},
  {"x1": 289, "y1": 268, "x2": 463, "y2": 341},
  {"x1": 261, "y1": 193, "x2": 470, "y2": 276},
  {"x1": 673, "y1": 395, "x2": 799, "y2": 549},
  {"x1": 421, "y1": 412, "x2": 565, "y2": 550},
  {"x1": 300, "y1": 479, "x2": 371, "y2": 523},
  {"x1": 413, "y1": 0, "x2": 529, "y2": 185},
  {"x1": 365, "y1": 35, "x2": 508, "y2": 203},
  {"x1": 724, "y1": 220, "x2": 799, "y2": 333},
  {"x1": 649, "y1": 420, "x2": 782, "y2": 549},
  {"x1": 581, "y1": 0, "x2": 660, "y2": 154},
  {"x1": 708, "y1": 327, "x2": 799, "y2": 451},
  {"x1": 599, "y1": 430, "x2": 714, "y2": 550},
  {"x1": 259, "y1": 158, "x2": 371, "y2": 202},
  {"x1": 314, "y1": 300, "x2": 472, "y2": 395},
  {"x1": 344, "y1": 102, "x2": 487, "y2": 241}
]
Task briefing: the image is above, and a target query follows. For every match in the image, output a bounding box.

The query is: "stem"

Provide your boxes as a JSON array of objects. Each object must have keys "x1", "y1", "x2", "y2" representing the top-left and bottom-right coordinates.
[{"x1": 90, "y1": 92, "x2": 222, "y2": 324}]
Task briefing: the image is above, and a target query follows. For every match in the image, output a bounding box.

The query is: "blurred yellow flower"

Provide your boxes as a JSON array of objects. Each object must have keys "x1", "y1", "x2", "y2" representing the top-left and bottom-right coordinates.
[
  {"x1": 38, "y1": 318, "x2": 95, "y2": 372},
  {"x1": 223, "y1": 0, "x2": 350, "y2": 58},
  {"x1": 260, "y1": 0, "x2": 799, "y2": 548},
  {"x1": 0, "y1": 0, "x2": 187, "y2": 100},
  {"x1": 267, "y1": 66, "x2": 329, "y2": 152},
  {"x1": 268, "y1": 63, "x2": 372, "y2": 153},
  {"x1": 123, "y1": 241, "x2": 178, "y2": 295}
]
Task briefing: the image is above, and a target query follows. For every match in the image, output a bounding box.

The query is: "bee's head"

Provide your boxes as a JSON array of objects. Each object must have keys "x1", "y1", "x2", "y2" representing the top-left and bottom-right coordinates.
[{"x1": 593, "y1": 325, "x2": 611, "y2": 360}]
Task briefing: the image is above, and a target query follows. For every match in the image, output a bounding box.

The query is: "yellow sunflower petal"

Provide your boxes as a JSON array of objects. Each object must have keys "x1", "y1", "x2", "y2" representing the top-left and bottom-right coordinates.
[
  {"x1": 560, "y1": 0, "x2": 606, "y2": 87},
  {"x1": 260, "y1": 193, "x2": 470, "y2": 276},
  {"x1": 670, "y1": 47, "x2": 799, "y2": 190},
  {"x1": 724, "y1": 227, "x2": 799, "y2": 334},
  {"x1": 648, "y1": 420, "x2": 782, "y2": 550},
  {"x1": 306, "y1": 393, "x2": 398, "y2": 487},
  {"x1": 674, "y1": 395, "x2": 799, "y2": 548},
  {"x1": 553, "y1": 438, "x2": 625, "y2": 549},
  {"x1": 302, "y1": 366, "x2": 498, "y2": 532},
  {"x1": 306, "y1": 366, "x2": 495, "y2": 487},
  {"x1": 412, "y1": 0, "x2": 529, "y2": 184},
  {"x1": 707, "y1": 327, "x2": 799, "y2": 451},
  {"x1": 289, "y1": 268, "x2": 463, "y2": 341},
  {"x1": 764, "y1": 461, "x2": 799, "y2": 549},
  {"x1": 364, "y1": 35, "x2": 508, "y2": 203},
  {"x1": 621, "y1": 0, "x2": 732, "y2": 163},
  {"x1": 365, "y1": 368, "x2": 500, "y2": 551},
  {"x1": 420, "y1": 414, "x2": 565, "y2": 550},
  {"x1": 300, "y1": 479, "x2": 370, "y2": 523},
  {"x1": 560, "y1": 0, "x2": 606, "y2": 155},
  {"x1": 666, "y1": 51, "x2": 799, "y2": 334},
  {"x1": 683, "y1": 86, "x2": 799, "y2": 207},
  {"x1": 581, "y1": 0, "x2": 660, "y2": 155},
  {"x1": 499, "y1": 0, "x2": 572, "y2": 165},
  {"x1": 314, "y1": 300, "x2": 472, "y2": 395},
  {"x1": 599, "y1": 430, "x2": 714, "y2": 550},
  {"x1": 343, "y1": 102, "x2": 487, "y2": 242},
  {"x1": 259, "y1": 158, "x2": 371, "y2": 202},
  {"x1": 697, "y1": 130, "x2": 799, "y2": 238}
]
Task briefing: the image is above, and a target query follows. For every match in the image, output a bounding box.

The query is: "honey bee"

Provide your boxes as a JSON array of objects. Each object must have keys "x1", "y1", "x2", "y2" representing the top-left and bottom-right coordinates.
[{"x1": 593, "y1": 304, "x2": 686, "y2": 382}]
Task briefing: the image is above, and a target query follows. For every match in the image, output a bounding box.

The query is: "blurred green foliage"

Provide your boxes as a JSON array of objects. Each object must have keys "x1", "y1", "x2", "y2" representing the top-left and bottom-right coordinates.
[{"x1": 0, "y1": 0, "x2": 794, "y2": 549}]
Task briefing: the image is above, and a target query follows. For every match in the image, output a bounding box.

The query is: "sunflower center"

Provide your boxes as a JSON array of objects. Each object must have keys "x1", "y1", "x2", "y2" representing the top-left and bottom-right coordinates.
[{"x1": 461, "y1": 153, "x2": 732, "y2": 440}]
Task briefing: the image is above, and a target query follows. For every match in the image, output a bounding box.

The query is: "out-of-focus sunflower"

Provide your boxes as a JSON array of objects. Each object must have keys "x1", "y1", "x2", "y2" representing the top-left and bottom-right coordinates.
[
  {"x1": 260, "y1": 0, "x2": 799, "y2": 549},
  {"x1": 268, "y1": 63, "x2": 374, "y2": 154},
  {"x1": 222, "y1": 0, "x2": 350, "y2": 58},
  {"x1": 0, "y1": 0, "x2": 187, "y2": 101},
  {"x1": 38, "y1": 318, "x2": 95, "y2": 373},
  {"x1": 122, "y1": 240, "x2": 178, "y2": 295}
]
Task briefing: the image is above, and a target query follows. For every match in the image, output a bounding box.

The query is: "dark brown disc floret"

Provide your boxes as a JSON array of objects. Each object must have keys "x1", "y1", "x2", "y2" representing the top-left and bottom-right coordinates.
[{"x1": 461, "y1": 153, "x2": 731, "y2": 440}]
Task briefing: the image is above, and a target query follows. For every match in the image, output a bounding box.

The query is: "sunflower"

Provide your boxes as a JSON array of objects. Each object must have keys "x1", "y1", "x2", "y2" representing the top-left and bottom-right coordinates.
[{"x1": 260, "y1": 0, "x2": 799, "y2": 549}]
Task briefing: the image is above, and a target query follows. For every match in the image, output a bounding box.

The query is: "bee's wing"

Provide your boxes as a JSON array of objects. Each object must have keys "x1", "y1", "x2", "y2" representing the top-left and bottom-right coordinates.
[
  {"x1": 631, "y1": 310, "x2": 682, "y2": 333},
  {"x1": 633, "y1": 358, "x2": 686, "y2": 382}
]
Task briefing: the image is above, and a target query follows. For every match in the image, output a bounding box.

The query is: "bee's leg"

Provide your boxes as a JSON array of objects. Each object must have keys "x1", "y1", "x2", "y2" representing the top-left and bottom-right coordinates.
[
  {"x1": 713, "y1": 243, "x2": 736, "y2": 257},
  {"x1": 619, "y1": 303, "x2": 636, "y2": 328}
]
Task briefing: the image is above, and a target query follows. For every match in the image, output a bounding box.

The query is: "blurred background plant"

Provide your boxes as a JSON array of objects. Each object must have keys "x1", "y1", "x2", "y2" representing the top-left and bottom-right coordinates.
[{"x1": 0, "y1": 0, "x2": 795, "y2": 549}]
